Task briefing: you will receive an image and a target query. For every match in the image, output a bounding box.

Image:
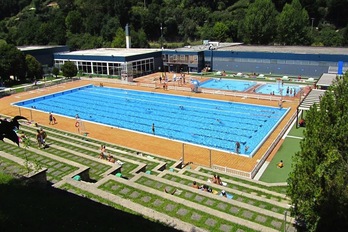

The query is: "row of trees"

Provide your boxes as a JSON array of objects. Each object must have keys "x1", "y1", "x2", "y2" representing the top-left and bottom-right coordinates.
[
  {"x1": 288, "y1": 73, "x2": 348, "y2": 231},
  {"x1": 0, "y1": 40, "x2": 77, "y2": 86},
  {"x1": 0, "y1": 0, "x2": 347, "y2": 50},
  {"x1": 0, "y1": 41, "x2": 42, "y2": 85}
]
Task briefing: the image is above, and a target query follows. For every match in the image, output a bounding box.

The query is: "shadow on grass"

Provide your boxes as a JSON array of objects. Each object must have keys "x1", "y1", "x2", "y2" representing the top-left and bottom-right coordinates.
[{"x1": 0, "y1": 178, "x2": 181, "y2": 232}]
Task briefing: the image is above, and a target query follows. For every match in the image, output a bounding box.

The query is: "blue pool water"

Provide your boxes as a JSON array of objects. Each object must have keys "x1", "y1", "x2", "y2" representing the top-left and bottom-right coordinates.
[
  {"x1": 199, "y1": 79, "x2": 256, "y2": 91},
  {"x1": 14, "y1": 85, "x2": 288, "y2": 157},
  {"x1": 198, "y1": 78, "x2": 302, "y2": 96},
  {"x1": 256, "y1": 83, "x2": 301, "y2": 96}
]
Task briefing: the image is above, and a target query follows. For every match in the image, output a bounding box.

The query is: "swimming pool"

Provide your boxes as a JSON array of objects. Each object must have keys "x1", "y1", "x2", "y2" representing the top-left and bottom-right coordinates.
[
  {"x1": 256, "y1": 83, "x2": 301, "y2": 96},
  {"x1": 14, "y1": 85, "x2": 289, "y2": 157},
  {"x1": 199, "y1": 79, "x2": 256, "y2": 91},
  {"x1": 199, "y1": 78, "x2": 302, "y2": 96}
]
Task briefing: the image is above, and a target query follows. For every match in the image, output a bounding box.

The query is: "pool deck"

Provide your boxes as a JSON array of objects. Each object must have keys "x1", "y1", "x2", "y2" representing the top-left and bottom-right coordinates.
[{"x1": 0, "y1": 73, "x2": 311, "y2": 176}]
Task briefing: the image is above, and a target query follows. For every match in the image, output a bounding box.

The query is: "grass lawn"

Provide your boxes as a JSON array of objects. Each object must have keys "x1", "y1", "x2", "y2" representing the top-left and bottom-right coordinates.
[{"x1": 259, "y1": 137, "x2": 302, "y2": 183}]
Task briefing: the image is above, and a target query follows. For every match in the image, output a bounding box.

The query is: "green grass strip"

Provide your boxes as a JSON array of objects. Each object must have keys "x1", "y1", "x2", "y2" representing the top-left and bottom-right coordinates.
[
  {"x1": 136, "y1": 175, "x2": 284, "y2": 230},
  {"x1": 99, "y1": 179, "x2": 258, "y2": 232}
]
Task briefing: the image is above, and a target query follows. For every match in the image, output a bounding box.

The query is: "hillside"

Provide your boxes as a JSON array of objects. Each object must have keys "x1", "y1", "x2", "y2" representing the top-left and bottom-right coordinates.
[{"x1": 0, "y1": 0, "x2": 347, "y2": 49}]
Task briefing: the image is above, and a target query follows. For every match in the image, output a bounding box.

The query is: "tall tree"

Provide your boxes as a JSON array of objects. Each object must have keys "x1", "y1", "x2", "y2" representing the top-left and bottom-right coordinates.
[
  {"x1": 0, "y1": 43, "x2": 26, "y2": 83},
  {"x1": 239, "y1": 0, "x2": 278, "y2": 44},
  {"x1": 276, "y1": 0, "x2": 311, "y2": 45},
  {"x1": 61, "y1": 61, "x2": 77, "y2": 78},
  {"x1": 25, "y1": 54, "x2": 42, "y2": 81},
  {"x1": 288, "y1": 74, "x2": 348, "y2": 232}
]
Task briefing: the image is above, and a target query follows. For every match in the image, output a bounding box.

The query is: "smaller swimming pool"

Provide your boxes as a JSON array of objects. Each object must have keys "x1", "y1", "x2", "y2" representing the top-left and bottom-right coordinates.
[
  {"x1": 199, "y1": 79, "x2": 256, "y2": 91},
  {"x1": 255, "y1": 83, "x2": 302, "y2": 96}
]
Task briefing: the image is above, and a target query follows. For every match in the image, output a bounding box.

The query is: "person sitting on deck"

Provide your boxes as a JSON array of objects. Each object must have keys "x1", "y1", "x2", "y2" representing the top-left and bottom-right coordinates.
[
  {"x1": 299, "y1": 119, "x2": 306, "y2": 127},
  {"x1": 277, "y1": 160, "x2": 284, "y2": 168},
  {"x1": 192, "y1": 181, "x2": 200, "y2": 189},
  {"x1": 216, "y1": 175, "x2": 223, "y2": 185}
]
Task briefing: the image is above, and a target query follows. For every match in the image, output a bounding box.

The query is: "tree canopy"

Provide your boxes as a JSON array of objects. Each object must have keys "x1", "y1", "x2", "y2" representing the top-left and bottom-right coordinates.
[
  {"x1": 61, "y1": 61, "x2": 77, "y2": 78},
  {"x1": 0, "y1": 0, "x2": 347, "y2": 48},
  {"x1": 288, "y1": 73, "x2": 348, "y2": 232}
]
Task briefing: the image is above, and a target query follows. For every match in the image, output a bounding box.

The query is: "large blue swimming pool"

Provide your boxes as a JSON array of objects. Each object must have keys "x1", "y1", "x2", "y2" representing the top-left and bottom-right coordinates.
[{"x1": 14, "y1": 85, "x2": 289, "y2": 157}]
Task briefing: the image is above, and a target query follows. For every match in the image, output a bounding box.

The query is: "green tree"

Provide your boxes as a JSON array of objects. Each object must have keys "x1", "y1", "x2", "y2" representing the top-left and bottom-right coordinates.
[
  {"x1": 212, "y1": 22, "x2": 229, "y2": 42},
  {"x1": 65, "y1": 10, "x2": 83, "y2": 34},
  {"x1": 0, "y1": 43, "x2": 26, "y2": 84},
  {"x1": 239, "y1": 0, "x2": 278, "y2": 44},
  {"x1": 25, "y1": 54, "x2": 42, "y2": 81},
  {"x1": 288, "y1": 74, "x2": 348, "y2": 232},
  {"x1": 111, "y1": 27, "x2": 126, "y2": 48},
  {"x1": 52, "y1": 67, "x2": 60, "y2": 78},
  {"x1": 276, "y1": 0, "x2": 311, "y2": 45},
  {"x1": 61, "y1": 61, "x2": 77, "y2": 78}
]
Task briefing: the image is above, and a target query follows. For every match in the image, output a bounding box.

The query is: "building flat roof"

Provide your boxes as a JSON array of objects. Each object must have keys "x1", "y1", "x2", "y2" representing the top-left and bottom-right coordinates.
[
  {"x1": 175, "y1": 43, "x2": 348, "y2": 55},
  {"x1": 316, "y1": 73, "x2": 338, "y2": 87},
  {"x1": 56, "y1": 48, "x2": 161, "y2": 57},
  {"x1": 218, "y1": 45, "x2": 348, "y2": 55},
  {"x1": 17, "y1": 45, "x2": 67, "y2": 51}
]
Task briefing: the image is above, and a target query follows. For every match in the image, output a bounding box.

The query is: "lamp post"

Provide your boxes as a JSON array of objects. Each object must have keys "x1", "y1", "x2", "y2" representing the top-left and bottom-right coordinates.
[
  {"x1": 160, "y1": 23, "x2": 163, "y2": 49},
  {"x1": 311, "y1": 18, "x2": 315, "y2": 32}
]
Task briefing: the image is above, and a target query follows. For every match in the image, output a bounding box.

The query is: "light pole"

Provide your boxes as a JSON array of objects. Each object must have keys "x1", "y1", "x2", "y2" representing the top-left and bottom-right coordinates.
[
  {"x1": 311, "y1": 18, "x2": 315, "y2": 32},
  {"x1": 160, "y1": 23, "x2": 163, "y2": 49}
]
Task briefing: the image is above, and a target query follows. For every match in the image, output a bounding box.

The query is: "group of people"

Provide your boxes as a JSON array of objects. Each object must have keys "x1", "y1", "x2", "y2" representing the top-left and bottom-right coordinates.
[
  {"x1": 48, "y1": 112, "x2": 57, "y2": 125},
  {"x1": 36, "y1": 128, "x2": 47, "y2": 149},
  {"x1": 98, "y1": 144, "x2": 121, "y2": 164},
  {"x1": 211, "y1": 174, "x2": 223, "y2": 185},
  {"x1": 191, "y1": 180, "x2": 228, "y2": 198}
]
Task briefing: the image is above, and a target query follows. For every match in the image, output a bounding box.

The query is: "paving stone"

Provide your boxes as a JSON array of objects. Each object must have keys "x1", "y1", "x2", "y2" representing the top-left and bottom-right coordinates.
[
  {"x1": 229, "y1": 206, "x2": 240, "y2": 214},
  {"x1": 232, "y1": 185, "x2": 239, "y2": 190},
  {"x1": 204, "y1": 199, "x2": 215, "y2": 206},
  {"x1": 184, "y1": 192, "x2": 193, "y2": 198},
  {"x1": 256, "y1": 215, "x2": 267, "y2": 223},
  {"x1": 198, "y1": 176, "x2": 205, "y2": 180},
  {"x1": 165, "y1": 204, "x2": 175, "y2": 212},
  {"x1": 155, "y1": 182, "x2": 163, "y2": 189},
  {"x1": 176, "y1": 208, "x2": 188, "y2": 216},
  {"x1": 152, "y1": 199, "x2": 164, "y2": 207},
  {"x1": 52, "y1": 170, "x2": 63, "y2": 177},
  {"x1": 247, "y1": 200, "x2": 256, "y2": 205},
  {"x1": 96, "y1": 164, "x2": 105, "y2": 169},
  {"x1": 141, "y1": 196, "x2": 151, "y2": 203},
  {"x1": 111, "y1": 185, "x2": 119, "y2": 190},
  {"x1": 259, "y1": 204, "x2": 266, "y2": 209},
  {"x1": 179, "y1": 180, "x2": 186, "y2": 184},
  {"x1": 242, "y1": 210, "x2": 254, "y2": 219},
  {"x1": 35, "y1": 156, "x2": 45, "y2": 161},
  {"x1": 205, "y1": 218, "x2": 216, "y2": 227},
  {"x1": 271, "y1": 220, "x2": 282, "y2": 229},
  {"x1": 217, "y1": 202, "x2": 228, "y2": 210},
  {"x1": 271, "y1": 207, "x2": 280, "y2": 213},
  {"x1": 48, "y1": 161, "x2": 56, "y2": 166},
  {"x1": 120, "y1": 188, "x2": 131, "y2": 195},
  {"x1": 54, "y1": 163, "x2": 63, "y2": 169},
  {"x1": 145, "y1": 180, "x2": 154, "y2": 186},
  {"x1": 129, "y1": 191, "x2": 140, "y2": 199},
  {"x1": 189, "y1": 174, "x2": 197, "y2": 178},
  {"x1": 42, "y1": 159, "x2": 51, "y2": 164},
  {"x1": 61, "y1": 166, "x2": 71, "y2": 172},
  {"x1": 191, "y1": 213, "x2": 202, "y2": 221},
  {"x1": 194, "y1": 195, "x2": 204, "y2": 202},
  {"x1": 236, "y1": 229, "x2": 246, "y2": 232},
  {"x1": 220, "y1": 224, "x2": 233, "y2": 232},
  {"x1": 170, "y1": 177, "x2": 178, "y2": 182},
  {"x1": 235, "y1": 197, "x2": 244, "y2": 202}
]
